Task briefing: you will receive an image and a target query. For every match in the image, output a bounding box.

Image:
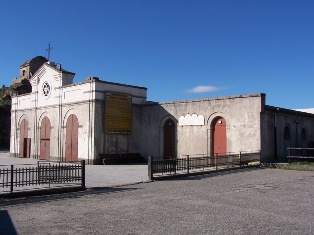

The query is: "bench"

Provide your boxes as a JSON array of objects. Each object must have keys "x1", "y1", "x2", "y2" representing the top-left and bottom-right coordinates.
[{"x1": 100, "y1": 153, "x2": 144, "y2": 165}]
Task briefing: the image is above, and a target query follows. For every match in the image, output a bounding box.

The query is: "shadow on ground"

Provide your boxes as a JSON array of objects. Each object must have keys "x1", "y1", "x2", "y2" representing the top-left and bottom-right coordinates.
[
  {"x1": 0, "y1": 186, "x2": 140, "y2": 208},
  {"x1": 0, "y1": 210, "x2": 18, "y2": 235}
]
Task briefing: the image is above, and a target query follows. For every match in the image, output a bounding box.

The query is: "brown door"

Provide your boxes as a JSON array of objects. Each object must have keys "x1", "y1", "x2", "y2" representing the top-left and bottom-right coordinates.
[
  {"x1": 19, "y1": 119, "x2": 29, "y2": 158},
  {"x1": 212, "y1": 117, "x2": 227, "y2": 163},
  {"x1": 25, "y1": 138, "x2": 31, "y2": 158},
  {"x1": 164, "y1": 119, "x2": 175, "y2": 159},
  {"x1": 40, "y1": 117, "x2": 51, "y2": 160},
  {"x1": 65, "y1": 114, "x2": 79, "y2": 162}
]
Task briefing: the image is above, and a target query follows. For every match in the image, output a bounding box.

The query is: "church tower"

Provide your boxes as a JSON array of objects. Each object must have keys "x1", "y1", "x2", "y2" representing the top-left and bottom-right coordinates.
[{"x1": 13, "y1": 56, "x2": 48, "y2": 84}]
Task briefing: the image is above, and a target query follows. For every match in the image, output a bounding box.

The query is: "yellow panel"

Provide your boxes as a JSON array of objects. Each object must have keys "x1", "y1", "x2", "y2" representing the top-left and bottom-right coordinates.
[{"x1": 105, "y1": 92, "x2": 132, "y2": 133}]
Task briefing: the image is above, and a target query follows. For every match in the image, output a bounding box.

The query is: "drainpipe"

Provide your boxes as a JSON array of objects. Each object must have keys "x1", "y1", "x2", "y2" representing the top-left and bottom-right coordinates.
[
  {"x1": 294, "y1": 120, "x2": 299, "y2": 147},
  {"x1": 274, "y1": 111, "x2": 278, "y2": 162}
]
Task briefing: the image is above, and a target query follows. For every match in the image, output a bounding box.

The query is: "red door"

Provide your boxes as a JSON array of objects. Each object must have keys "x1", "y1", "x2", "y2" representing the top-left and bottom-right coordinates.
[
  {"x1": 40, "y1": 117, "x2": 51, "y2": 160},
  {"x1": 19, "y1": 119, "x2": 29, "y2": 158},
  {"x1": 212, "y1": 117, "x2": 227, "y2": 163},
  {"x1": 65, "y1": 114, "x2": 78, "y2": 162},
  {"x1": 164, "y1": 119, "x2": 175, "y2": 159}
]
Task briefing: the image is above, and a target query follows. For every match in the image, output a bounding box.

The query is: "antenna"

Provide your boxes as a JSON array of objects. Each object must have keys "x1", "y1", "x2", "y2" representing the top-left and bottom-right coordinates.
[{"x1": 46, "y1": 43, "x2": 53, "y2": 61}]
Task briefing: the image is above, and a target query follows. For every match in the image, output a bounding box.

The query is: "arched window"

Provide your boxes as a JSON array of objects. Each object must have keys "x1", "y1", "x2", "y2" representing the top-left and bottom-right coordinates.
[
  {"x1": 284, "y1": 125, "x2": 290, "y2": 140},
  {"x1": 301, "y1": 128, "x2": 307, "y2": 140}
]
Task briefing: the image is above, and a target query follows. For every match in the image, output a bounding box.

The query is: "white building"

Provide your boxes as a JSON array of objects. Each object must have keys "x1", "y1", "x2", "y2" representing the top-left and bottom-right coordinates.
[{"x1": 10, "y1": 58, "x2": 314, "y2": 164}]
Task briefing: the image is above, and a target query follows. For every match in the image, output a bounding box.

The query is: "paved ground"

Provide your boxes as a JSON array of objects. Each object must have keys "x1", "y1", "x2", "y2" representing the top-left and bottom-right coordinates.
[
  {"x1": 1, "y1": 164, "x2": 314, "y2": 234},
  {"x1": 0, "y1": 151, "x2": 149, "y2": 189}
]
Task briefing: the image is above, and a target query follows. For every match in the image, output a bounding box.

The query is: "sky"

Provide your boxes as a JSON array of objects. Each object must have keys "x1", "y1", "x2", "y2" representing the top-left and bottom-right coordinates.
[{"x1": 0, "y1": 0, "x2": 313, "y2": 109}]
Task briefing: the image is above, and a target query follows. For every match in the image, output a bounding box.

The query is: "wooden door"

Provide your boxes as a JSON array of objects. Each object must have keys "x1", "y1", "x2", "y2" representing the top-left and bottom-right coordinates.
[
  {"x1": 164, "y1": 119, "x2": 175, "y2": 159},
  {"x1": 212, "y1": 117, "x2": 227, "y2": 163},
  {"x1": 40, "y1": 117, "x2": 51, "y2": 160},
  {"x1": 19, "y1": 119, "x2": 29, "y2": 158},
  {"x1": 25, "y1": 138, "x2": 31, "y2": 158},
  {"x1": 65, "y1": 114, "x2": 79, "y2": 162}
]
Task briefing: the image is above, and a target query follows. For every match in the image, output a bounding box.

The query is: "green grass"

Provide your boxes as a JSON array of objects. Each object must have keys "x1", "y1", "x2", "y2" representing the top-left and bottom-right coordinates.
[
  {"x1": 283, "y1": 161, "x2": 314, "y2": 171},
  {"x1": 284, "y1": 167, "x2": 314, "y2": 172},
  {"x1": 290, "y1": 161, "x2": 314, "y2": 166}
]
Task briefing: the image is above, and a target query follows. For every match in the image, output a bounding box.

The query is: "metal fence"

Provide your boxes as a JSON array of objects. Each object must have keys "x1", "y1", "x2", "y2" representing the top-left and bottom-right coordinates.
[
  {"x1": 287, "y1": 147, "x2": 314, "y2": 163},
  {"x1": 0, "y1": 160, "x2": 85, "y2": 194},
  {"x1": 148, "y1": 151, "x2": 260, "y2": 180}
]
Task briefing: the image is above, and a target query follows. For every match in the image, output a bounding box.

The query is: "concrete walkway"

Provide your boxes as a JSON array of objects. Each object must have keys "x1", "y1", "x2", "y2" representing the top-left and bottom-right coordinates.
[{"x1": 0, "y1": 151, "x2": 149, "y2": 189}]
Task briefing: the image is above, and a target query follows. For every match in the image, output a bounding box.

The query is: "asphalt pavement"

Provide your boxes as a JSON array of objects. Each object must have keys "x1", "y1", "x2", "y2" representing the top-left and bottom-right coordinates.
[{"x1": 1, "y1": 151, "x2": 314, "y2": 234}]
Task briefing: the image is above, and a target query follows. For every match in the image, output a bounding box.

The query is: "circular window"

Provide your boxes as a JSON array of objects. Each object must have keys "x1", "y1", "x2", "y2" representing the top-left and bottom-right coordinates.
[{"x1": 42, "y1": 81, "x2": 51, "y2": 98}]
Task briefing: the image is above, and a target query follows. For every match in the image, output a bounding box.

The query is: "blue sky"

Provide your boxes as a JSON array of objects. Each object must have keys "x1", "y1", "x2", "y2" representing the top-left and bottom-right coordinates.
[{"x1": 0, "y1": 0, "x2": 313, "y2": 109}]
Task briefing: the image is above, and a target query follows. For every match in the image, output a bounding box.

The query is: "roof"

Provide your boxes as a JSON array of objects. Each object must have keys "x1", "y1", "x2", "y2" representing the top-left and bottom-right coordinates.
[
  {"x1": 45, "y1": 62, "x2": 75, "y2": 75},
  {"x1": 20, "y1": 56, "x2": 48, "y2": 67}
]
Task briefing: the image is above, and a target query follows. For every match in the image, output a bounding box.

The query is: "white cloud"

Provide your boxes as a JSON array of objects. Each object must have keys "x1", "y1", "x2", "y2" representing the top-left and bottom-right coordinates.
[{"x1": 185, "y1": 85, "x2": 225, "y2": 93}]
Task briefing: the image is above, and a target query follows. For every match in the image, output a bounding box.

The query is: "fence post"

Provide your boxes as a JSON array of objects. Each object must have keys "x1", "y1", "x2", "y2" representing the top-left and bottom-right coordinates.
[
  {"x1": 288, "y1": 146, "x2": 291, "y2": 164},
  {"x1": 81, "y1": 160, "x2": 86, "y2": 189},
  {"x1": 37, "y1": 162, "x2": 40, "y2": 185},
  {"x1": 10, "y1": 165, "x2": 14, "y2": 193},
  {"x1": 206, "y1": 155, "x2": 209, "y2": 168},
  {"x1": 49, "y1": 163, "x2": 51, "y2": 188},
  {"x1": 259, "y1": 150, "x2": 261, "y2": 164},
  {"x1": 148, "y1": 156, "x2": 153, "y2": 181},
  {"x1": 174, "y1": 157, "x2": 177, "y2": 174},
  {"x1": 239, "y1": 152, "x2": 242, "y2": 166},
  {"x1": 187, "y1": 155, "x2": 189, "y2": 174}
]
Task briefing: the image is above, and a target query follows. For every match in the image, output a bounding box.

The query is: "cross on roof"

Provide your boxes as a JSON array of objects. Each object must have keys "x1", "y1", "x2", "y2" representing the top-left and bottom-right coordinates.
[{"x1": 46, "y1": 43, "x2": 53, "y2": 61}]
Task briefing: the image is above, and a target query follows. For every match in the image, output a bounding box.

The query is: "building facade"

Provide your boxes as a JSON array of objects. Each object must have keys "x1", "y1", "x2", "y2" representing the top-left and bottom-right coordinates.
[{"x1": 10, "y1": 58, "x2": 314, "y2": 163}]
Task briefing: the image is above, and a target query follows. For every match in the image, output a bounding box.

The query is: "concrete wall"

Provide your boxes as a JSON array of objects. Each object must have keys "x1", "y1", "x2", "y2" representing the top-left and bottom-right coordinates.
[
  {"x1": 93, "y1": 102, "x2": 142, "y2": 164},
  {"x1": 140, "y1": 94, "x2": 264, "y2": 159},
  {"x1": 261, "y1": 106, "x2": 314, "y2": 162}
]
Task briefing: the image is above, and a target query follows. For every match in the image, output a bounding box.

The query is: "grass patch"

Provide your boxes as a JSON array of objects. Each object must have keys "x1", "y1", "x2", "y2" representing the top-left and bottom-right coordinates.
[
  {"x1": 283, "y1": 162, "x2": 314, "y2": 171},
  {"x1": 290, "y1": 161, "x2": 314, "y2": 166},
  {"x1": 284, "y1": 167, "x2": 314, "y2": 172}
]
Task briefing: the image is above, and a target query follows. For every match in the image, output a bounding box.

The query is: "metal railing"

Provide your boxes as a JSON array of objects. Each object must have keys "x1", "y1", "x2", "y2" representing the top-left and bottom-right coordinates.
[
  {"x1": 148, "y1": 151, "x2": 260, "y2": 180},
  {"x1": 287, "y1": 147, "x2": 314, "y2": 163},
  {"x1": 0, "y1": 160, "x2": 85, "y2": 193}
]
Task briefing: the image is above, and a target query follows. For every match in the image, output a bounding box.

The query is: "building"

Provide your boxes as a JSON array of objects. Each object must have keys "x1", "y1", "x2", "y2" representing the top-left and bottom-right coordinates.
[
  {"x1": 10, "y1": 57, "x2": 314, "y2": 164},
  {"x1": 12, "y1": 56, "x2": 48, "y2": 84}
]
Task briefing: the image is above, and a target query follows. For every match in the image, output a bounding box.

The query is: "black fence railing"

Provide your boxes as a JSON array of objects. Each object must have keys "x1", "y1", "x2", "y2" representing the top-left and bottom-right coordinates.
[
  {"x1": 0, "y1": 160, "x2": 85, "y2": 194},
  {"x1": 287, "y1": 147, "x2": 314, "y2": 163},
  {"x1": 148, "y1": 151, "x2": 260, "y2": 180}
]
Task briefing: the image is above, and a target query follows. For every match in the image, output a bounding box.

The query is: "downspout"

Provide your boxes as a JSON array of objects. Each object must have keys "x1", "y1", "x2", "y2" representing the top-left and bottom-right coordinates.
[
  {"x1": 88, "y1": 79, "x2": 92, "y2": 164},
  {"x1": 34, "y1": 91, "x2": 38, "y2": 159},
  {"x1": 274, "y1": 112, "x2": 278, "y2": 162},
  {"x1": 58, "y1": 72, "x2": 62, "y2": 161},
  {"x1": 14, "y1": 95, "x2": 18, "y2": 158},
  {"x1": 294, "y1": 120, "x2": 299, "y2": 147}
]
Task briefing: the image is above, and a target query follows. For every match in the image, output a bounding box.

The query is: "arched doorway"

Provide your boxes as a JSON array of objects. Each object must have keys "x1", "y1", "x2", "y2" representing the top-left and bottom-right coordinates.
[
  {"x1": 212, "y1": 117, "x2": 227, "y2": 163},
  {"x1": 19, "y1": 119, "x2": 30, "y2": 158},
  {"x1": 40, "y1": 117, "x2": 51, "y2": 160},
  {"x1": 65, "y1": 114, "x2": 78, "y2": 162},
  {"x1": 164, "y1": 119, "x2": 175, "y2": 159}
]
